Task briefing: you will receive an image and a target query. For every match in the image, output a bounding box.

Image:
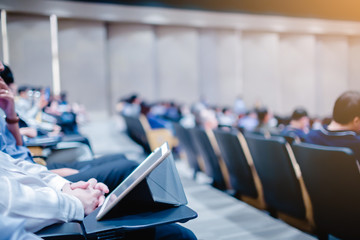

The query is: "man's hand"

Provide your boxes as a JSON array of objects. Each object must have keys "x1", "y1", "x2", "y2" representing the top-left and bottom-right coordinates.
[
  {"x1": 62, "y1": 178, "x2": 109, "y2": 215},
  {"x1": 19, "y1": 127, "x2": 38, "y2": 138},
  {"x1": 50, "y1": 168, "x2": 80, "y2": 177},
  {"x1": 0, "y1": 78, "x2": 16, "y2": 118}
]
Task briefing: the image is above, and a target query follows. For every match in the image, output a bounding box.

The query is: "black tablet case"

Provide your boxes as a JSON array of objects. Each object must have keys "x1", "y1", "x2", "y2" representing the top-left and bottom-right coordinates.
[{"x1": 37, "y1": 152, "x2": 197, "y2": 239}]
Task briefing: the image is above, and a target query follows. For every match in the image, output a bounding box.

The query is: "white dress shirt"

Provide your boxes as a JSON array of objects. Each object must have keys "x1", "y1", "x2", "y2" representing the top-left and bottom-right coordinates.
[
  {"x1": 0, "y1": 151, "x2": 84, "y2": 232},
  {"x1": 0, "y1": 215, "x2": 41, "y2": 240}
]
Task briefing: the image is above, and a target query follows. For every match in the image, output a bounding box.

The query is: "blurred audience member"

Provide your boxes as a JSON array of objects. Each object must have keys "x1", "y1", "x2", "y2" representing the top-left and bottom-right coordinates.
[
  {"x1": 120, "y1": 94, "x2": 141, "y2": 117},
  {"x1": 217, "y1": 107, "x2": 236, "y2": 127},
  {"x1": 305, "y1": 91, "x2": 360, "y2": 160},
  {"x1": 198, "y1": 108, "x2": 218, "y2": 130},
  {"x1": 281, "y1": 108, "x2": 310, "y2": 140},
  {"x1": 179, "y1": 105, "x2": 196, "y2": 128},
  {"x1": 2, "y1": 65, "x2": 92, "y2": 163},
  {"x1": 254, "y1": 107, "x2": 279, "y2": 136},
  {"x1": 233, "y1": 96, "x2": 247, "y2": 115},
  {"x1": 237, "y1": 111, "x2": 258, "y2": 132}
]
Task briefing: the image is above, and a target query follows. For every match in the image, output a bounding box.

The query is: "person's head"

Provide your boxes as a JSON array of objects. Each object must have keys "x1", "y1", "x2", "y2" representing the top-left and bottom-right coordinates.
[
  {"x1": 18, "y1": 85, "x2": 29, "y2": 98},
  {"x1": 290, "y1": 107, "x2": 309, "y2": 130},
  {"x1": 199, "y1": 108, "x2": 218, "y2": 130},
  {"x1": 332, "y1": 91, "x2": 360, "y2": 130},
  {"x1": 256, "y1": 107, "x2": 271, "y2": 124}
]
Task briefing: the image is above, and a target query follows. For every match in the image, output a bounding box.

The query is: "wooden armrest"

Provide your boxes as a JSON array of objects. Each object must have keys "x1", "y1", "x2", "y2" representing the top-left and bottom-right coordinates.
[
  {"x1": 28, "y1": 146, "x2": 47, "y2": 166},
  {"x1": 27, "y1": 146, "x2": 44, "y2": 157},
  {"x1": 146, "y1": 129, "x2": 178, "y2": 151},
  {"x1": 33, "y1": 156, "x2": 47, "y2": 166}
]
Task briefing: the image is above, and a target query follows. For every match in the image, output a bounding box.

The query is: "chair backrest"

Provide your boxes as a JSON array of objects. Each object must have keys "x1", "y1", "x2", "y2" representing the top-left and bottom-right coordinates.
[
  {"x1": 122, "y1": 114, "x2": 151, "y2": 153},
  {"x1": 189, "y1": 127, "x2": 227, "y2": 190},
  {"x1": 292, "y1": 142, "x2": 360, "y2": 239},
  {"x1": 244, "y1": 133, "x2": 306, "y2": 219},
  {"x1": 173, "y1": 123, "x2": 200, "y2": 173},
  {"x1": 213, "y1": 129, "x2": 258, "y2": 198}
]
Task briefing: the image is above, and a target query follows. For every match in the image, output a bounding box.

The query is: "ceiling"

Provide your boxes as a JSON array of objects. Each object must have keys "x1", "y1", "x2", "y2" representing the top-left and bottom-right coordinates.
[{"x1": 54, "y1": 0, "x2": 360, "y2": 22}]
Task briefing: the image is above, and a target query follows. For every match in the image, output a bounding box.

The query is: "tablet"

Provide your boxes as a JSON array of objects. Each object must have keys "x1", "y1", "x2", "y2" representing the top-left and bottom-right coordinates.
[{"x1": 96, "y1": 142, "x2": 171, "y2": 220}]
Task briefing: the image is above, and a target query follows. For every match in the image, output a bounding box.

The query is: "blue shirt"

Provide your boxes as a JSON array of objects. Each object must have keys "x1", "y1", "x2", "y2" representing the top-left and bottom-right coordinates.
[
  {"x1": 305, "y1": 125, "x2": 360, "y2": 160},
  {"x1": 280, "y1": 126, "x2": 307, "y2": 140},
  {"x1": 0, "y1": 116, "x2": 34, "y2": 162}
]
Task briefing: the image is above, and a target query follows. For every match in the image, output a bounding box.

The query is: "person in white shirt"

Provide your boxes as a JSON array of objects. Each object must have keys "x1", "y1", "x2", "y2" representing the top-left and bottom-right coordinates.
[
  {"x1": 0, "y1": 149, "x2": 108, "y2": 232},
  {"x1": 0, "y1": 149, "x2": 109, "y2": 233},
  {"x1": 0, "y1": 215, "x2": 41, "y2": 240}
]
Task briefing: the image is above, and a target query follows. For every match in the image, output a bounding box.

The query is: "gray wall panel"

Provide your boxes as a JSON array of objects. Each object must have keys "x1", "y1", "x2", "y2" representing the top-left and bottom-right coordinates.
[
  {"x1": 156, "y1": 26, "x2": 199, "y2": 104},
  {"x1": 315, "y1": 36, "x2": 348, "y2": 117},
  {"x1": 108, "y1": 23, "x2": 156, "y2": 109},
  {"x1": 7, "y1": 14, "x2": 52, "y2": 88},
  {"x1": 279, "y1": 34, "x2": 316, "y2": 116},
  {"x1": 58, "y1": 19, "x2": 107, "y2": 113},
  {"x1": 199, "y1": 29, "x2": 242, "y2": 107},
  {"x1": 349, "y1": 37, "x2": 360, "y2": 92},
  {"x1": 242, "y1": 32, "x2": 281, "y2": 112}
]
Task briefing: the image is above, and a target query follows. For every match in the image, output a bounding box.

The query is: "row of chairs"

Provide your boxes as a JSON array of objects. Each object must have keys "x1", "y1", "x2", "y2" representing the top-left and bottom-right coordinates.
[{"x1": 172, "y1": 123, "x2": 360, "y2": 240}]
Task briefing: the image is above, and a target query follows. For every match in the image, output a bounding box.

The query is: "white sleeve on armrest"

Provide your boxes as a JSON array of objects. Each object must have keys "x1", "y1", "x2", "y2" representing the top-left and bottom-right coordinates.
[
  {"x1": 8, "y1": 153, "x2": 70, "y2": 191},
  {"x1": 0, "y1": 174, "x2": 84, "y2": 233}
]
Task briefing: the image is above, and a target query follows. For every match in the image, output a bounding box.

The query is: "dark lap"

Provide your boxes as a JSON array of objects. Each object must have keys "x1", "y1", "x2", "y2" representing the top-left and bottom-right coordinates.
[
  {"x1": 63, "y1": 157, "x2": 138, "y2": 192},
  {"x1": 123, "y1": 224, "x2": 196, "y2": 240},
  {"x1": 154, "y1": 224, "x2": 197, "y2": 240},
  {"x1": 46, "y1": 153, "x2": 128, "y2": 170}
]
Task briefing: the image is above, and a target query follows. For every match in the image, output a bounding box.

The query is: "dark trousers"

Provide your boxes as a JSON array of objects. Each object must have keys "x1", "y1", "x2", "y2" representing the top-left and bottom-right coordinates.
[
  {"x1": 47, "y1": 153, "x2": 138, "y2": 192},
  {"x1": 154, "y1": 223, "x2": 197, "y2": 240},
  {"x1": 122, "y1": 223, "x2": 197, "y2": 240}
]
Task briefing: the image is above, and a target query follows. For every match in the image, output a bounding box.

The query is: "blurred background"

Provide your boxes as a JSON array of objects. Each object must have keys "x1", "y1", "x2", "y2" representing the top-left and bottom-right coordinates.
[{"x1": 1, "y1": 0, "x2": 360, "y2": 119}]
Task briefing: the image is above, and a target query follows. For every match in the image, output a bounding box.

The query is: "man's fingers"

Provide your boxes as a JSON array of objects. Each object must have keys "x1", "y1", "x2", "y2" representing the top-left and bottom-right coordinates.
[
  {"x1": 92, "y1": 189, "x2": 102, "y2": 198},
  {"x1": 70, "y1": 181, "x2": 89, "y2": 190},
  {"x1": 87, "y1": 178, "x2": 98, "y2": 188},
  {"x1": 94, "y1": 182, "x2": 109, "y2": 194},
  {"x1": 98, "y1": 195, "x2": 105, "y2": 207},
  {"x1": 0, "y1": 79, "x2": 9, "y2": 90}
]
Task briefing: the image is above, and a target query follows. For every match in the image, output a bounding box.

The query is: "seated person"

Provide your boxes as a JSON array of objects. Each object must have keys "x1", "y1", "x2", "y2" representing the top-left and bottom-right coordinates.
[
  {"x1": 237, "y1": 110, "x2": 258, "y2": 132},
  {"x1": 1, "y1": 215, "x2": 42, "y2": 240},
  {"x1": 198, "y1": 108, "x2": 219, "y2": 130},
  {"x1": 280, "y1": 108, "x2": 310, "y2": 140},
  {"x1": 253, "y1": 107, "x2": 279, "y2": 136},
  {"x1": 0, "y1": 149, "x2": 108, "y2": 232},
  {"x1": 1, "y1": 65, "x2": 94, "y2": 163},
  {"x1": 0, "y1": 151, "x2": 196, "y2": 240},
  {"x1": 0, "y1": 61, "x2": 137, "y2": 192},
  {"x1": 305, "y1": 91, "x2": 360, "y2": 160}
]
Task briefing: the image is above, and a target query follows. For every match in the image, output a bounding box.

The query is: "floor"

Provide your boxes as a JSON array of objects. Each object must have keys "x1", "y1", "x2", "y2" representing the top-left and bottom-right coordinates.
[{"x1": 80, "y1": 115, "x2": 316, "y2": 240}]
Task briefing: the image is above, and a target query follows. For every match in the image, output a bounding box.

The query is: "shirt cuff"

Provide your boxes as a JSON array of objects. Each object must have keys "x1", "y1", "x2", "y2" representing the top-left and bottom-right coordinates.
[
  {"x1": 48, "y1": 175, "x2": 71, "y2": 192},
  {"x1": 64, "y1": 194, "x2": 85, "y2": 221}
]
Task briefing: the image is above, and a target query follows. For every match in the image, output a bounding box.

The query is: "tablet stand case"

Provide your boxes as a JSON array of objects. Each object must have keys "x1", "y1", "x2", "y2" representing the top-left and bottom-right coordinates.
[{"x1": 37, "y1": 153, "x2": 197, "y2": 239}]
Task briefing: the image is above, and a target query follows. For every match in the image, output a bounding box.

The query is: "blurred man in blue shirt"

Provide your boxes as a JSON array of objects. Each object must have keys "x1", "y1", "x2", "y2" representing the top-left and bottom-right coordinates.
[{"x1": 305, "y1": 91, "x2": 360, "y2": 160}]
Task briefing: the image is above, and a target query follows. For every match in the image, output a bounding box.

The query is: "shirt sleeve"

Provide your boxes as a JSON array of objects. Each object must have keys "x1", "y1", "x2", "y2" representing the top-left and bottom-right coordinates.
[
  {"x1": 7, "y1": 153, "x2": 70, "y2": 191},
  {"x1": 0, "y1": 174, "x2": 84, "y2": 233}
]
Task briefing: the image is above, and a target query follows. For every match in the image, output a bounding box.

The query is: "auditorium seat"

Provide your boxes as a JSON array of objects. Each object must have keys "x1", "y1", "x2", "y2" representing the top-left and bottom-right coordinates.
[
  {"x1": 213, "y1": 129, "x2": 265, "y2": 209},
  {"x1": 122, "y1": 114, "x2": 177, "y2": 154},
  {"x1": 292, "y1": 142, "x2": 360, "y2": 240},
  {"x1": 189, "y1": 127, "x2": 230, "y2": 191},
  {"x1": 173, "y1": 122, "x2": 202, "y2": 179},
  {"x1": 244, "y1": 134, "x2": 313, "y2": 232}
]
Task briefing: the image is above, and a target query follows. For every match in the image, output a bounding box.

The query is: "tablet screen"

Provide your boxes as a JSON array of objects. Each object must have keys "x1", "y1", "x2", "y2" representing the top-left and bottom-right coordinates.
[{"x1": 96, "y1": 143, "x2": 170, "y2": 220}]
